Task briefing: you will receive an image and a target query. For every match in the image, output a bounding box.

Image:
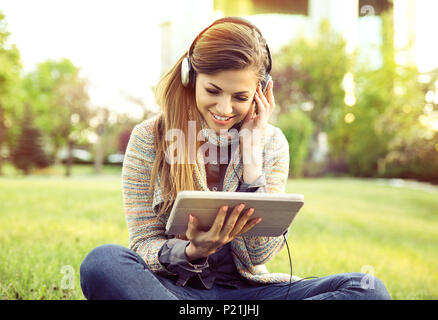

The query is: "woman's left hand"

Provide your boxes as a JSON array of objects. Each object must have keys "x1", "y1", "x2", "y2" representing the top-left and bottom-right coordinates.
[
  {"x1": 239, "y1": 80, "x2": 275, "y2": 184},
  {"x1": 241, "y1": 79, "x2": 275, "y2": 134}
]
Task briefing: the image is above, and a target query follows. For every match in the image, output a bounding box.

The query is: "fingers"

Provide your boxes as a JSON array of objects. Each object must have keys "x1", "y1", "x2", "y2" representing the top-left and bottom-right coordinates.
[
  {"x1": 254, "y1": 90, "x2": 266, "y2": 118},
  {"x1": 186, "y1": 214, "x2": 199, "y2": 239},
  {"x1": 238, "y1": 217, "x2": 262, "y2": 235},
  {"x1": 256, "y1": 82, "x2": 274, "y2": 117},
  {"x1": 208, "y1": 204, "x2": 263, "y2": 241},
  {"x1": 259, "y1": 85, "x2": 270, "y2": 106},
  {"x1": 266, "y1": 81, "x2": 275, "y2": 114},
  {"x1": 209, "y1": 205, "x2": 228, "y2": 235},
  {"x1": 229, "y1": 207, "x2": 254, "y2": 238},
  {"x1": 220, "y1": 203, "x2": 246, "y2": 238}
]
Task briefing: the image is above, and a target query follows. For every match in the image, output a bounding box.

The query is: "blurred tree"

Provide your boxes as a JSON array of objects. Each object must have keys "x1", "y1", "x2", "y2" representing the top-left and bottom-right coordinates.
[
  {"x1": 376, "y1": 66, "x2": 438, "y2": 183},
  {"x1": 275, "y1": 110, "x2": 313, "y2": 177},
  {"x1": 22, "y1": 58, "x2": 90, "y2": 176},
  {"x1": 374, "y1": 10, "x2": 438, "y2": 183},
  {"x1": 91, "y1": 107, "x2": 110, "y2": 174},
  {"x1": 328, "y1": 65, "x2": 392, "y2": 176},
  {"x1": 54, "y1": 67, "x2": 91, "y2": 176},
  {"x1": 328, "y1": 10, "x2": 396, "y2": 177},
  {"x1": 107, "y1": 112, "x2": 138, "y2": 156},
  {"x1": 0, "y1": 11, "x2": 22, "y2": 175},
  {"x1": 329, "y1": 10, "x2": 438, "y2": 183},
  {"x1": 272, "y1": 20, "x2": 351, "y2": 161},
  {"x1": 11, "y1": 105, "x2": 50, "y2": 175}
]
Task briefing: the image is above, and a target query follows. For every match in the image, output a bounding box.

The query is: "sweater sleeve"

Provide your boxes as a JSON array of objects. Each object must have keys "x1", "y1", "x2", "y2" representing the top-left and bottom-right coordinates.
[
  {"x1": 158, "y1": 239, "x2": 209, "y2": 286},
  {"x1": 122, "y1": 121, "x2": 174, "y2": 275},
  {"x1": 237, "y1": 127, "x2": 290, "y2": 266},
  {"x1": 238, "y1": 174, "x2": 266, "y2": 193}
]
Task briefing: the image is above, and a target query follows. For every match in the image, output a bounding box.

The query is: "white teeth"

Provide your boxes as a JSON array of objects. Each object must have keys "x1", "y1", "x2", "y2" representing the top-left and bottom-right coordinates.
[{"x1": 213, "y1": 113, "x2": 231, "y2": 121}]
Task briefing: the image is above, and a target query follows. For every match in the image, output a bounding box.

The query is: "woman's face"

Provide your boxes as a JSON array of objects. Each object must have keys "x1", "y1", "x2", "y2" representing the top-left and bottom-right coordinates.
[{"x1": 195, "y1": 68, "x2": 258, "y2": 135}]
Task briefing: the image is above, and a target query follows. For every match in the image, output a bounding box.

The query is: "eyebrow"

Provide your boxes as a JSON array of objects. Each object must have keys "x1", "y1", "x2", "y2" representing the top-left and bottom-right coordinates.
[{"x1": 207, "y1": 82, "x2": 250, "y2": 95}]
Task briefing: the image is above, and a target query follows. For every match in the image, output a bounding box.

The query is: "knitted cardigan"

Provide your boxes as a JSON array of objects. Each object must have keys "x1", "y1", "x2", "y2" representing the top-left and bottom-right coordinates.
[{"x1": 122, "y1": 115, "x2": 293, "y2": 285}]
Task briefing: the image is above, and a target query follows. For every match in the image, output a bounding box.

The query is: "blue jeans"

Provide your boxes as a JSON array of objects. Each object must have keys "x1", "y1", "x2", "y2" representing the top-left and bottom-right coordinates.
[{"x1": 80, "y1": 244, "x2": 391, "y2": 300}]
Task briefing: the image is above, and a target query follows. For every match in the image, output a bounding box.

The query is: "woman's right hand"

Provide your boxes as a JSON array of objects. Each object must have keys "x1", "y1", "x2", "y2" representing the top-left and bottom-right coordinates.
[{"x1": 184, "y1": 204, "x2": 262, "y2": 261}]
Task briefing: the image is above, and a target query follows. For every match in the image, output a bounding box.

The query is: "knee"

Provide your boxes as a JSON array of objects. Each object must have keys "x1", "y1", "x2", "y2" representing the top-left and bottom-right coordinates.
[
  {"x1": 349, "y1": 272, "x2": 391, "y2": 300},
  {"x1": 80, "y1": 244, "x2": 163, "y2": 300},
  {"x1": 80, "y1": 244, "x2": 127, "y2": 286}
]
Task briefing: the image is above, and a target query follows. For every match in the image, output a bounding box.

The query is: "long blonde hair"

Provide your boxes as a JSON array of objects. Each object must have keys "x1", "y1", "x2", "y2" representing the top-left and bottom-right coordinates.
[{"x1": 152, "y1": 20, "x2": 270, "y2": 216}]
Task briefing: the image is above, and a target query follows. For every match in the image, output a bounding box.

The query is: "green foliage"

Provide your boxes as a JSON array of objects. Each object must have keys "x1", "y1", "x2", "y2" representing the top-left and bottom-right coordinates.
[
  {"x1": 0, "y1": 11, "x2": 21, "y2": 100},
  {"x1": 338, "y1": 11, "x2": 396, "y2": 177},
  {"x1": 21, "y1": 58, "x2": 91, "y2": 176},
  {"x1": 375, "y1": 65, "x2": 438, "y2": 183},
  {"x1": 0, "y1": 11, "x2": 23, "y2": 173},
  {"x1": 276, "y1": 110, "x2": 313, "y2": 177},
  {"x1": 272, "y1": 20, "x2": 351, "y2": 133},
  {"x1": 272, "y1": 10, "x2": 438, "y2": 183},
  {"x1": 383, "y1": 133, "x2": 438, "y2": 184},
  {"x1": 329, "y1": 10, "x2": 438, "y2": 182},
  {"x1": 272, "y1": 20, "x2": 352, "y2": 172},
  {"x1": 328, "y1": 65, "x2": 392, "y2": 176},
  {"x1": 22, "y1": 58, "x2": 90, "y2": 149}
]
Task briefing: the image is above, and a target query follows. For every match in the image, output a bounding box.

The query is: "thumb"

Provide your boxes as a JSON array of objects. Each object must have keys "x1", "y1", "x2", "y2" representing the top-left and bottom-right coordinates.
[{"x1": 186, "y1": 214, "x2": 198, "y2": 238}]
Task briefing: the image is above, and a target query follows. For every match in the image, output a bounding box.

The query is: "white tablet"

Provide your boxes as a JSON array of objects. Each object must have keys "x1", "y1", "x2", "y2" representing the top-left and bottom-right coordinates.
[{"x1": 165, "y1": 191, "x2": 304, "y2": 237}]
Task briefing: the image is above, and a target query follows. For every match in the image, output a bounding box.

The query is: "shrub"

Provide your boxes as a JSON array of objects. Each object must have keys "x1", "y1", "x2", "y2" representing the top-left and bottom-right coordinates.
[
  {"x1": 11, "y1": 113, "x2": 50, "y2": 175},
  {"x1": 276, "y1": 110, "x2": 313, "y2": 177}
]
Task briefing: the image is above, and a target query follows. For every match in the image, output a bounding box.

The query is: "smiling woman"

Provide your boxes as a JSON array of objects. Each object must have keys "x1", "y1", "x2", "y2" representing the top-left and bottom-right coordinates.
[{"x1": 79, "y1": 16, "x2": 391, "y2": 301}]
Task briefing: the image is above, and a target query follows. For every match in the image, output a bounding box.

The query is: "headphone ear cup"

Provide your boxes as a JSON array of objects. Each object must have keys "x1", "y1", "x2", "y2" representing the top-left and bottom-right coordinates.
[
  {"x1": 181, "y1": 56, "x2": 196, "y2": 88},
  {"x1": 188, "y1": 67, "x2": 196, "y2": 89},
  {"x1": 262, "y1": 74, "x2": 272, "y2": 93},
  {"x1": 181, "y1": 56, "x2": 191, "y2": 87}
]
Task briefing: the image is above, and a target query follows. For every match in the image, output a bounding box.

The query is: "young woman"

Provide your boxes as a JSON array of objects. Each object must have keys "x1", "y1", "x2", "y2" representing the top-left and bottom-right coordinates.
[{"x1": 80, "y1": 17, "x2": 391, "y2": 300}]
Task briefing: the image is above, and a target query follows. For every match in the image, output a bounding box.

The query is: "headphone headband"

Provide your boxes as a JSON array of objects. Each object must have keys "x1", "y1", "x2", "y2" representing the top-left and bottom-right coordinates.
[{"x1": 182, "y1": 16, "x2": 272, "y2": 87}]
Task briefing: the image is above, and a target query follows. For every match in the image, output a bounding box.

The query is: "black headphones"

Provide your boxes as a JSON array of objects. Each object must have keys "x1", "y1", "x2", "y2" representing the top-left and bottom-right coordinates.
[{"x1": 181, "y1": 16, "x2": 272, "y2": 91}]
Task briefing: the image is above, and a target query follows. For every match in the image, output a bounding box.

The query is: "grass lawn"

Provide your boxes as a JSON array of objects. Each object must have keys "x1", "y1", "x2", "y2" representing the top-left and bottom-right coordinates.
[{"x1": 0, "y1": 169, "x2": 437, "y2": 299}]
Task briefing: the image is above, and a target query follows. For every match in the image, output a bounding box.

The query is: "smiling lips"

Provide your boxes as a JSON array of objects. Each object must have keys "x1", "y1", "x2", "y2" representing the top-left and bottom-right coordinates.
[{"x1": 210, "y1": 111, "x2": 235, "y2": 124}]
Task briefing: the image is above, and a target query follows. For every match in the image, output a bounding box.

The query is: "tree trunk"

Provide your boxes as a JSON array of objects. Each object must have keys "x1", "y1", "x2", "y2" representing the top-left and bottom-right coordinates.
[
  {"x1": 94, "y1": 123, "x2": 105, "y2": 174},
  {"x1": 65, "y1": 140, "x2": 74, "y2": 177},
  {"x1": 0, "y1": 142, "x2": 3, "y2": 176},
  {"x1": 0, "y1": 106, "x2": 5, "y2": 176},
  {"x1": 309, "y1": 123, "x2": 322, "y2": 162}
]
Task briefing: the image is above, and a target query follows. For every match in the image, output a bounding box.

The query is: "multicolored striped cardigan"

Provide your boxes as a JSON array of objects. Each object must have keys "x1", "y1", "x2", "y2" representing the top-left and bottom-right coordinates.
[{"x1": 122, "y1": 115, "x2": 295, "y2": 285}]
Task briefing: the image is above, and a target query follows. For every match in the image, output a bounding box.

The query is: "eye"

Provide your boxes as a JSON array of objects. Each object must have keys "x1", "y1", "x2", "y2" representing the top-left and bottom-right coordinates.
[
  {"x1": 234, "y1": 96, "x2": 248, "y2": 102},
  {"x1": 206, "y1": 88, "x2": 219, "y2": 95}
]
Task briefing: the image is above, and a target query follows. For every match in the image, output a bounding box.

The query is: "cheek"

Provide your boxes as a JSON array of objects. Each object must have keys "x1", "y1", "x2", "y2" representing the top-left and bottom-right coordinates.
[{"x1": 195, "y1": 92, "x2": 214, "y2": 111}]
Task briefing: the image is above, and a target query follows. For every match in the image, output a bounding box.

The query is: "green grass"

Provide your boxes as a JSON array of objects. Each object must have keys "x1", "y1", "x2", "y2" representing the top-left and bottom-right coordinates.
[
  {"x1": 0, "y1": 171, "x2": 437, "y2": 299},
  {"x1": 266, "y1": 178, "x2": 438, "y2": 300},
  {"x1": 0, "y1": 173, "x2": 128, "y2": 300}
]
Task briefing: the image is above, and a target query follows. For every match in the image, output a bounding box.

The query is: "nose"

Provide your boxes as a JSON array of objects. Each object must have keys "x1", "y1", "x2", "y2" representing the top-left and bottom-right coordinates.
[{"x1": 216, "y1": 96, "x2": 233, "y2": 115}]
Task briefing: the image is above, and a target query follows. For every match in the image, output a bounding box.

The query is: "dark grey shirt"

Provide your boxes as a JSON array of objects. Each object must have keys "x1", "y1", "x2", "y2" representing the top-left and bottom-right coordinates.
[{"x1": 158, "y1": 143, "x2": 266, "y2": 289}]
